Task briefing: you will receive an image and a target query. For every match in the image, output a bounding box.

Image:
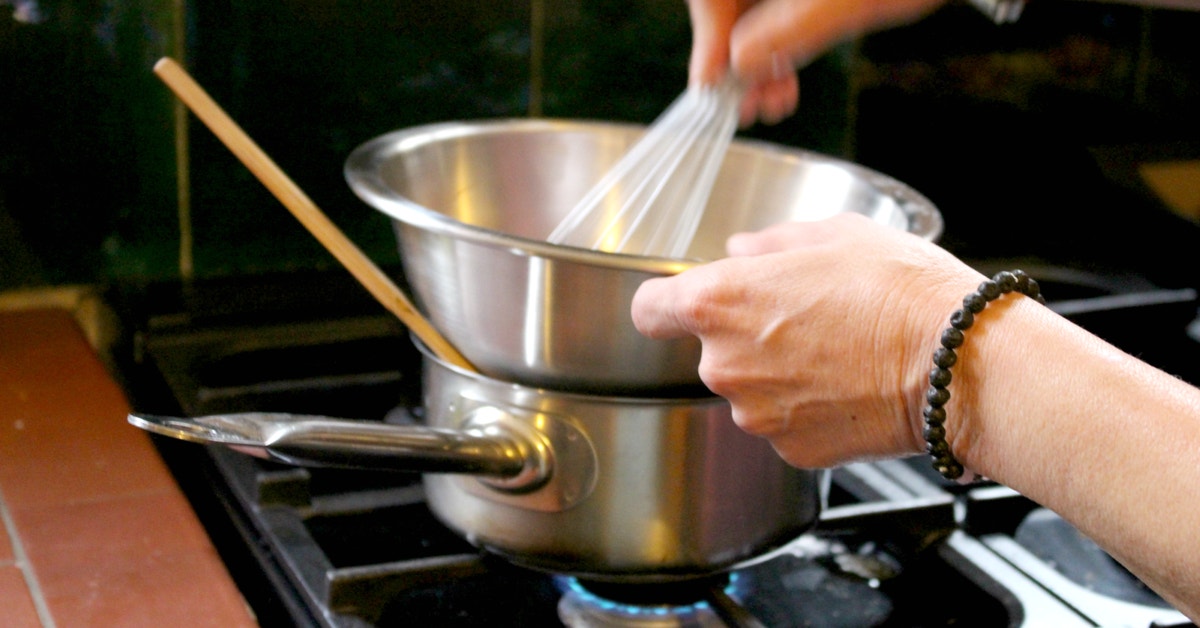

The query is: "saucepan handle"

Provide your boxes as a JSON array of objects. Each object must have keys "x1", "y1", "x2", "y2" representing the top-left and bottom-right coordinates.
[{"x1": 127, "y1": 410, "x2": 553, "y2": 491}]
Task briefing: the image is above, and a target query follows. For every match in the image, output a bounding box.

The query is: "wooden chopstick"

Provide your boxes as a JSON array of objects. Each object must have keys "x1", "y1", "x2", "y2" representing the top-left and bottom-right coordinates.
[{"x1": 152, "y1": 56, "x2": 476, "y2": 372}]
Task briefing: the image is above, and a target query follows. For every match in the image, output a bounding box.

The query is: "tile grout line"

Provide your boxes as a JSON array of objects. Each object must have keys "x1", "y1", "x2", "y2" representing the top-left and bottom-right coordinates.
[{"x1": 0, "y1": 486, "x2": 57, "y2": 628}]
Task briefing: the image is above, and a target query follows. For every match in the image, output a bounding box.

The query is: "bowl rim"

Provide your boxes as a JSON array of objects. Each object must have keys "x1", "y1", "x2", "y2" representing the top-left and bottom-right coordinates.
[{"x1": 343, "y1": 118, "x2": 943, "y2": 272}]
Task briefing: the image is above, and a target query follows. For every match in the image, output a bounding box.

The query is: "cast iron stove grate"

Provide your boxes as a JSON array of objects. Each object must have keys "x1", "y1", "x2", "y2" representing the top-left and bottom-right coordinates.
[{"x1": 109, "y1": 269, "x2": 1198, "y2": 627}]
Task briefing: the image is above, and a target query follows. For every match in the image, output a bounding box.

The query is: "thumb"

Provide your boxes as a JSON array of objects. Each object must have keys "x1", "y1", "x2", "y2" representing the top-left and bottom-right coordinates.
[{"x1": 631, "y1": 276, "x2": 695, "y2": 340}]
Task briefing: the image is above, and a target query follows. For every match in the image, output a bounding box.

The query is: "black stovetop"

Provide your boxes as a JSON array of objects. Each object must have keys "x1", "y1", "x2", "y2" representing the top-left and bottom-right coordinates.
[{"x1": 106, "y1": 260, "x2": 1197, "y2": 627}]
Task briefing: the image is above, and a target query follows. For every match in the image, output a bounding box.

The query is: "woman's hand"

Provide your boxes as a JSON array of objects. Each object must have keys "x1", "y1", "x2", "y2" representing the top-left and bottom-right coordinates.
[
  {"x1": 686, "y1": 0, "x2": 946, "y2": 125},
  {"x1": 631, "y1": 214, "x2": 983, "y2": 468}
]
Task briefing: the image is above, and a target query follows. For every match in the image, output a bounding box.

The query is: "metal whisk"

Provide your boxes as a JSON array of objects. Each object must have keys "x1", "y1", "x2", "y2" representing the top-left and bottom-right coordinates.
[{"x1": 547, "y1": 77, "x2": 743, "y2": 258}]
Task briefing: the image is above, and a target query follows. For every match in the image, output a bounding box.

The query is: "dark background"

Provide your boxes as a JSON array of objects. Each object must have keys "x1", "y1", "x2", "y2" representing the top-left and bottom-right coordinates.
[{"x1": 2, "y1": 0, "x2": 1198, "y2": 290}]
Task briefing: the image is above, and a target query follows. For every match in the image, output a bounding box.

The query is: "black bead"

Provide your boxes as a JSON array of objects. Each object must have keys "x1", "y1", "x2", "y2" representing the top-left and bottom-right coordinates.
[
  {"x1": 923, "y1": 405, "x2": 946, "y2": 424},
  {"x1": 933, "y1": 347, "x2": 957, "y2": 369},
  {"x1": 963, "y1": 291, "x2": 987, "y2": 313},
  {"x1": 940, "y1": 327, "x2": 964, "y2": 349},
  {"x1": 936, "y1": 460, "x2": 964, "y2": 480},
  {"x1": 1012, "y1": 269, "x2": 1029, "y2": 291},
  {"x1": 1024, "y1": 278, "x2": 1041, "y2": 297},
  {"x1": 978, "y1": 280, "x2": 1000, "y2": 300},
  {"x1": 924, "y1": 423, "x2": 946, "y2": 441},
  {"x1": 927, "y1": 440, "x2": 950, "y2": 457},
  {"x1": 926, "y1": 385, "x2": 950, "y2": 408},
  {"x1": 994, "y1": 271, "x2": 1017, "y2": 292},
  {"x1": 929, "y1": 366, "x2": 952, "y2": 387},
  {"x1": 950, "y1": 308, "x2": 974, "y2": 330}
]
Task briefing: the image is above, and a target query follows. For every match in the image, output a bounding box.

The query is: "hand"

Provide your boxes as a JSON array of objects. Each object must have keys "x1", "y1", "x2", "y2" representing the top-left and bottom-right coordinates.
[
  {"x1": 686, "y1": 0, "x2": 946, "y2": 125},
  {"x1": 631, "y1": 214, "x2": 984, "y2": 468}
]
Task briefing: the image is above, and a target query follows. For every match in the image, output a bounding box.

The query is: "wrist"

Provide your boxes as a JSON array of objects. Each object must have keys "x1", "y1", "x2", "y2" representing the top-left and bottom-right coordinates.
[{"x1": 922, "y1": 271, "x2": 1045, "y2": 482}]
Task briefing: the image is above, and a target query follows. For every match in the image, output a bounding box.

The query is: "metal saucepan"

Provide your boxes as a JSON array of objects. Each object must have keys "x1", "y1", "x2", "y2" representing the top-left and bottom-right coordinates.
[
  {"x1": 130, "y1": 340, "x2": 821, "y2": 582},
  {"x1": 345, "y1": 119, "x2": 943, "y2": 395}
]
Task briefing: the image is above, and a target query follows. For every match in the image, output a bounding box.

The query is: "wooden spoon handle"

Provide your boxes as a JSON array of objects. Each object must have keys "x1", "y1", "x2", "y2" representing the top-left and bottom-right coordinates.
[{"x1": 153, "y1": 57, "x2": 476, "y2": 372}]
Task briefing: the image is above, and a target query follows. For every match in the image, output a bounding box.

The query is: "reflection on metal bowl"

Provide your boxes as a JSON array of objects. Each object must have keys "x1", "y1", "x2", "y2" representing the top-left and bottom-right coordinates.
[{"x1": 346, "y1": 119, "x2": 943, "y2": 395}]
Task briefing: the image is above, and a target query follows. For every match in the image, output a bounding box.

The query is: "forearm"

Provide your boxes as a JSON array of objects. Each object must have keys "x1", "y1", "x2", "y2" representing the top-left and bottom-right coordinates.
[{"x1": 950, "y1": 296, "x2": 1200, "y2": 619}]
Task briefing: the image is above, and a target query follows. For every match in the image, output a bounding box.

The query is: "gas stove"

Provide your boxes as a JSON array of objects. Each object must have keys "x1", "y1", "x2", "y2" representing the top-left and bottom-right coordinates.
[{"x1": 106, "y1": 263, "x2": 1198, "y2": 627}]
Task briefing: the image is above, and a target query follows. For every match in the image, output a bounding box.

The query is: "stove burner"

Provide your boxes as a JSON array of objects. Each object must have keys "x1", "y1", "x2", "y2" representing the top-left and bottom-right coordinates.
[
  {"x1": 557, "y1": 574, "x2": 747, "y2": 628},
  {"x1": 111, "y1": 267, "x2": 1200, "y2": 626}
]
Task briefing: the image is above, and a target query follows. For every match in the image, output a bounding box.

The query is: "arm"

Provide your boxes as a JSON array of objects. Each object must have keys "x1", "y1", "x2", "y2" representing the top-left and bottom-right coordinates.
[
  {"x1": 686, "y1": 0, "x2": 946, "y2": 124},
  {"x1": 630, "y1": 214, "x2": 1200, "y2": 620},
  {"x1": 950, "y1": 279, "x2": 1200, "y2": 620}
]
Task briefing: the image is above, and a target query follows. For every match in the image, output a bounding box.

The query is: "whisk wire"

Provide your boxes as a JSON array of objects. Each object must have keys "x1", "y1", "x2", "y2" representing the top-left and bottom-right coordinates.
[
  {"x1": 545, "y1": 90, "x2": 697, "y2": 246},
  {"x1": 609, "y1": 91, "x2": 713, "y2": 251},
  {"x1": 547, "y1": 78, "x2": 742, "y2": 258}
]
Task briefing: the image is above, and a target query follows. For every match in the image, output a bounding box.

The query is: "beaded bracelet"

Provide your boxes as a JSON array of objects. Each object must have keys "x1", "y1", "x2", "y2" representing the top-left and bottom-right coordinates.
[{"x1": 924, "y1": 270, "x2": 1045, "y2": 482}]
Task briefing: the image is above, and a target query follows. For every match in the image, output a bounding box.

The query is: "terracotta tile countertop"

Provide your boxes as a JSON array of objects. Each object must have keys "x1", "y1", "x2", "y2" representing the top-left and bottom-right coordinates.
[{"x1": 0, "y1": 307, "x2": 257, "y2": 627}]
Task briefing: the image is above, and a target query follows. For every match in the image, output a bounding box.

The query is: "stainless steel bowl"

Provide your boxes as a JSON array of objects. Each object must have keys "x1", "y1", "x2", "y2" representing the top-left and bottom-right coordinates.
[{"x1": 345, "y1": 119, "x2": 942, "y2": 394}]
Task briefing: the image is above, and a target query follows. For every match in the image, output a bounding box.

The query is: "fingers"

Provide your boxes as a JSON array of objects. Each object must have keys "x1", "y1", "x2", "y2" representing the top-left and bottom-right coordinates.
[
  {"x1": 685, "y1": 0, "x2": 802, "y2": 124},
  {"x1": 686, "y1": 0, "x2": 741, "y2": 85},
  {"x1": 728, "y1": 0, "x2": 824, "y2": 82},
  {"x1": 729, "y1": 0, "x2": 945, "y2": 82},
  {"x1": 688, "y1": 0, "x2": 946, "y2": 125},
  {"x1": 631, "y1": 275, "x2": 694, "y2": 340},
  {"x1": 635, "y1": 219, "x2": 844, "y2": 339},
  {"x1": 737, "y1": 72, "x2": 800, "y2": 126},
  {"x1": 726, "y1": 215, "x2": 863, "y2": 256}
]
